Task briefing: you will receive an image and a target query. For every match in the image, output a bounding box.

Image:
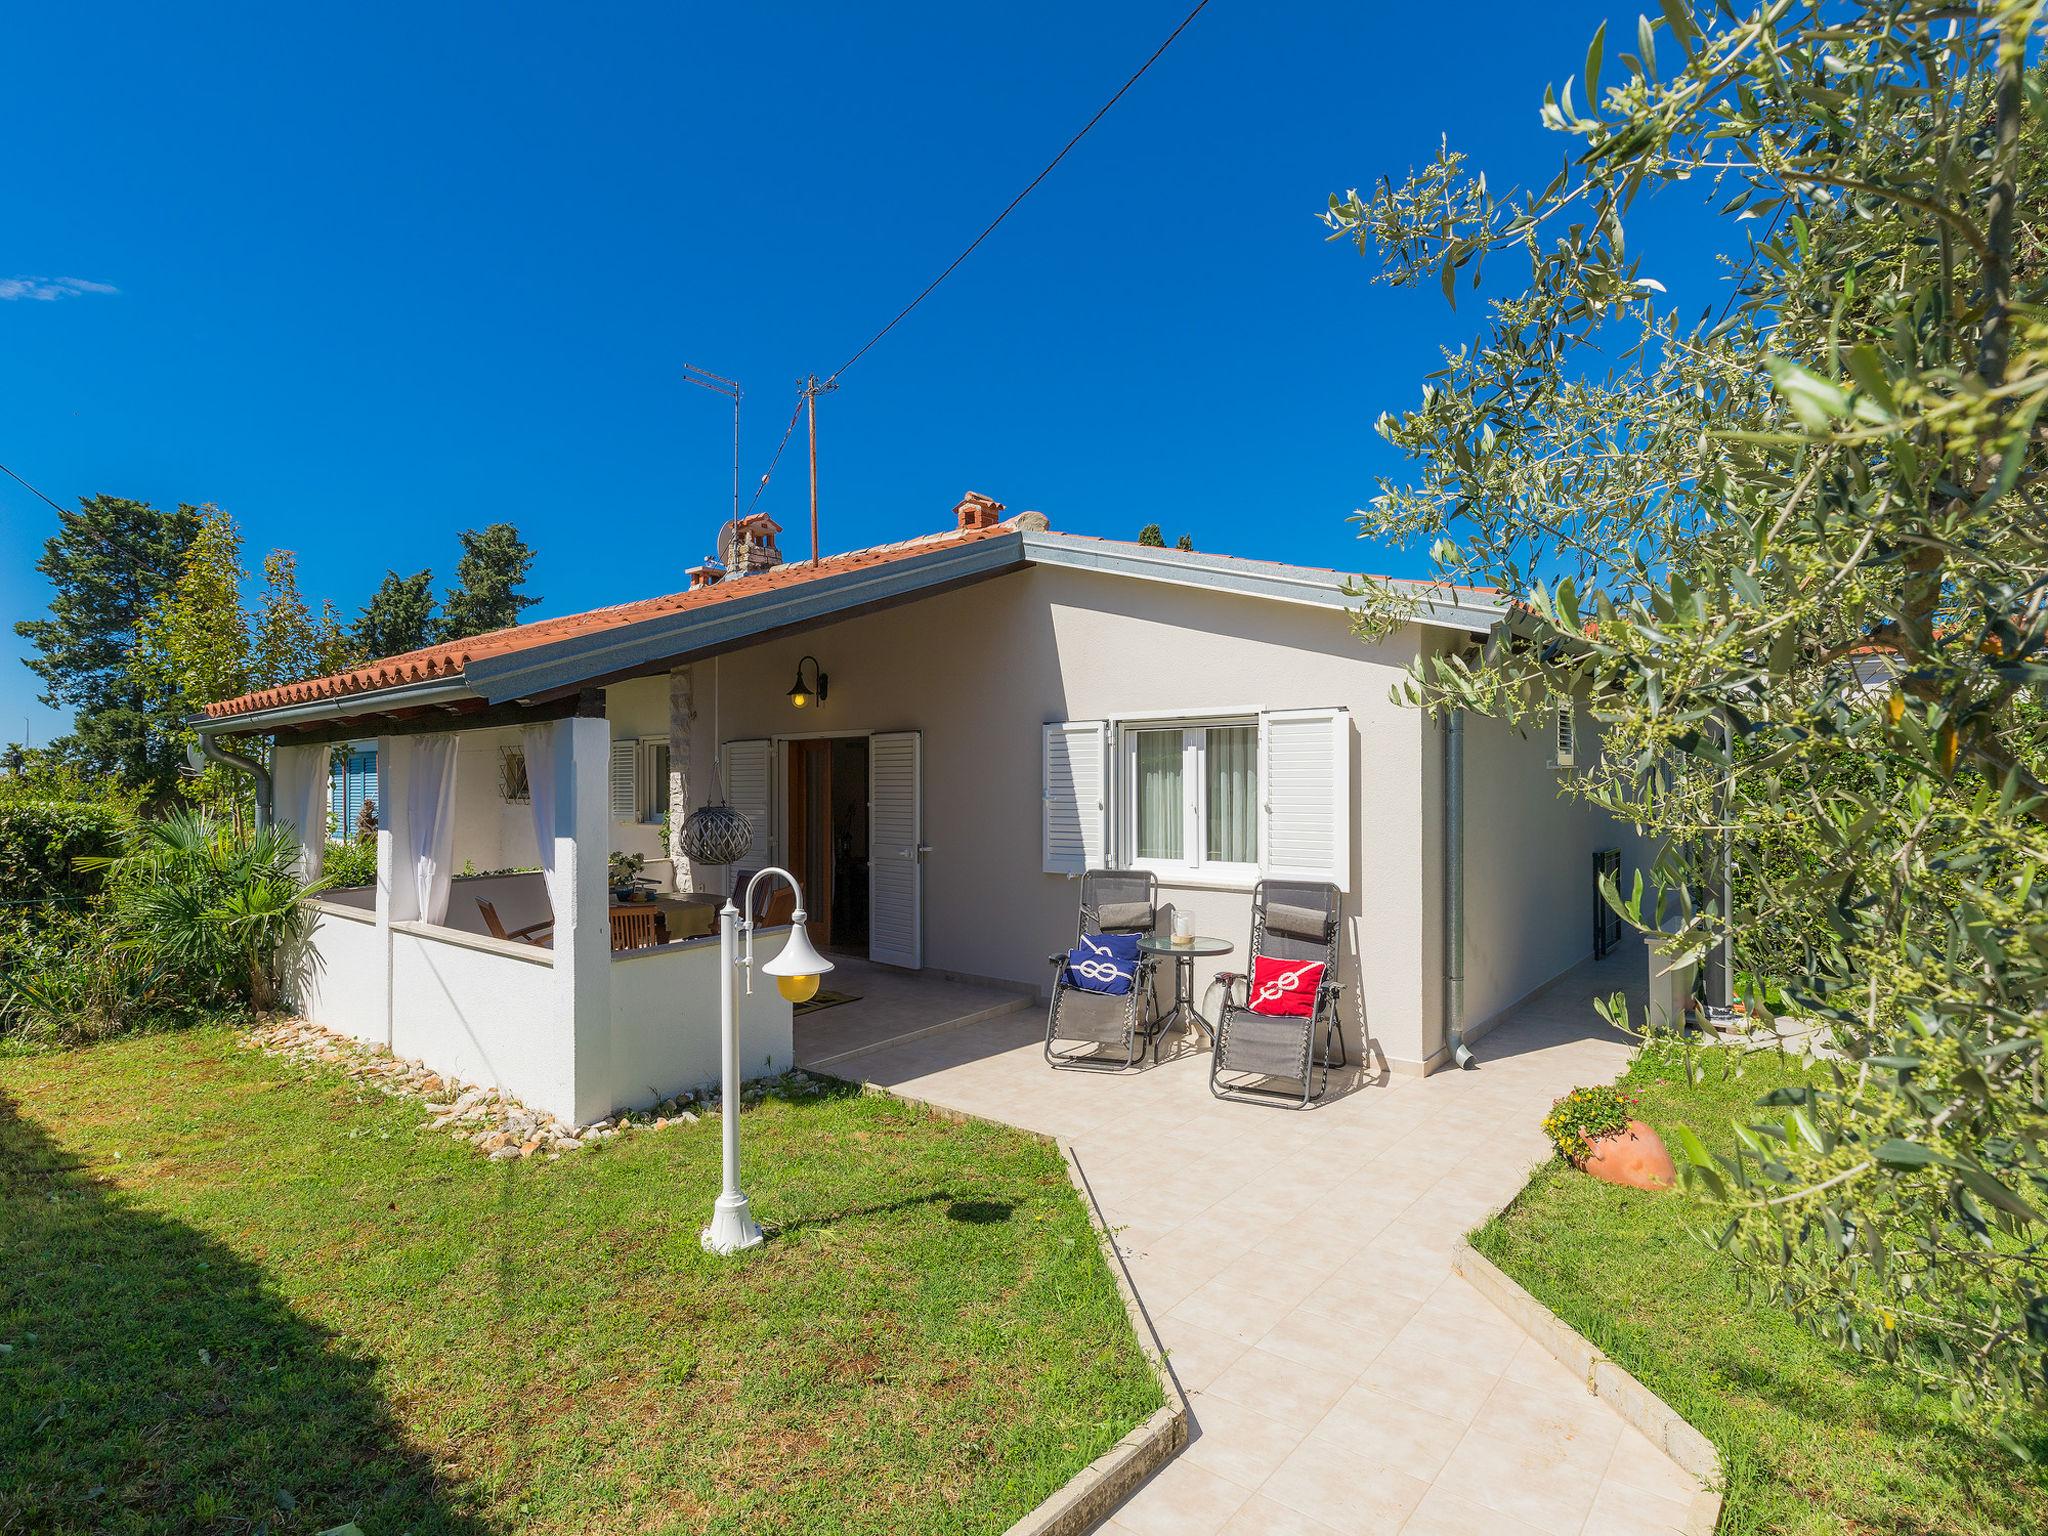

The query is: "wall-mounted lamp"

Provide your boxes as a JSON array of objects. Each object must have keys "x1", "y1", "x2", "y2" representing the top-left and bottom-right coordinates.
[{"x1": 786, "y1": 655, "x2": 827, "y2": 710}]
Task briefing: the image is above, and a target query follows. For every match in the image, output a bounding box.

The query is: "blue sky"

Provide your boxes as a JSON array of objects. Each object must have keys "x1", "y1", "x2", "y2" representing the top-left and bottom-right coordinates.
[{"x1": 2, "y1": 1, "x2": 1734, "y2": 745}]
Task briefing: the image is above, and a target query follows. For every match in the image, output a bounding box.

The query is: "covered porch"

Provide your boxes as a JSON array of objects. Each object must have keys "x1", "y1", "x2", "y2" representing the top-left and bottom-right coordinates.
[{"x1": 280, "y1": 709, "x2": 793, "y2": 1127}]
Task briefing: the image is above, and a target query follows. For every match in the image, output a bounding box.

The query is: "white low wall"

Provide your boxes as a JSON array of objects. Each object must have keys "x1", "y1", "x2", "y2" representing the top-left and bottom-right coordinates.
[
  {"x1": 299, "y1": 897, "x2": 792, "y2": 1125},
  {"x1": 300, "y1": 902, "x2": 387, "y2": 1045},
  {"x1": 609, "y1": 930, "x2": 793, "y2": 1110},
  {"x1": 390, "y1": 922, "x2": 572, "y2": 1117}
]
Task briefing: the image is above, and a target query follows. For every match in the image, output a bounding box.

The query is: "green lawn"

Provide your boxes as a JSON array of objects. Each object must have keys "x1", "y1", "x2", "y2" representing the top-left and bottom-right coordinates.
[
  {"x1": 1472, "y1": 1042, "x2": 2048, "y2": 1536},
  {"x1": 0, "y1": 1027, "x2": 1161, "y2": 1536}
]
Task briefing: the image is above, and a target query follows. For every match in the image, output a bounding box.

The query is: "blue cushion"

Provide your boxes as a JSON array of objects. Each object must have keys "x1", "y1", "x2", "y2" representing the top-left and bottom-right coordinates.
[{"x1": 1064, "y1": 932, "x2": 1140, "y2": 996}]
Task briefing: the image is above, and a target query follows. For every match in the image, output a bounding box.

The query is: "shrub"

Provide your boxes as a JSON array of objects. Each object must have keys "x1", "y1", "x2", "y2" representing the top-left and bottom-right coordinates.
[
  {"x1": 322, "y1": 838, "x2": 377, "y2": 889},
  {"x1": 0, "y1": 907, "x2": 174, "y2": 1047},
  {"x1": 0, "y1": 801, "x2": 132, "y2": 913},
  {"x1": 85, "y1": 812, "x2": 326, "y2": 1013},
  {"x1": 1542, "y1": 1085, "x2": 1643, "y2": 1164}
]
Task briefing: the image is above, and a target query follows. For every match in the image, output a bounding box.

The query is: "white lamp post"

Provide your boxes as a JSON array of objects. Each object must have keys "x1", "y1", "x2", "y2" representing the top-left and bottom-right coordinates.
[{"x1": 701, "y1": 865, "x2": 833, "y2": 1255}]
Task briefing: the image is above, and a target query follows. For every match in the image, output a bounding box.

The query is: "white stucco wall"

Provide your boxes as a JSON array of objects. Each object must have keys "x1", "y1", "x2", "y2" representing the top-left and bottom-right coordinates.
[
  {"x1": 658, "y1": 565, "x2": 1440, "y2": 1069},
  {"x1": 299, "y1": 903, "x2": 386, "y2": 1046},
  {"x1": 388, "y1": 924, "x2": 575, "y2": 1118},
  {"x1": 448, "y1": 724, "x2": 540, "y2": 874},
  {"x1": 608, "y1": 932, "x2": 793, "y2": 1110}
]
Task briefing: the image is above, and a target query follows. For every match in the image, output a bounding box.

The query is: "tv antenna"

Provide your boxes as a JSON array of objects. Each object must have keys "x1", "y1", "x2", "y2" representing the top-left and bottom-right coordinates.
[{"x1": 682, "y1": 363, "x2": 743, "y2": 524}]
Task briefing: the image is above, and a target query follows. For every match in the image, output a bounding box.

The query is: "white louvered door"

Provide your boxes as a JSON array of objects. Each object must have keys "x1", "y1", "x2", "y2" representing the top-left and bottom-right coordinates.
[{"x1": 868, "y1": 731, "x2": 923, "y2": 968}]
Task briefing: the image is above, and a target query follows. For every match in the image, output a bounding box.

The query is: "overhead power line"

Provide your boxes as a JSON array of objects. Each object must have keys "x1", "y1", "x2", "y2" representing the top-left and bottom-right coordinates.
[
  {"x1": 0, "y1": 461, "x2": 69, "y2": 515},
  {"x1": 744, "y1": 1, "x2": 1214, "y2": 533},
  {"x1": 823, "y1": 0, "x2": 1216, "y2": 386}
]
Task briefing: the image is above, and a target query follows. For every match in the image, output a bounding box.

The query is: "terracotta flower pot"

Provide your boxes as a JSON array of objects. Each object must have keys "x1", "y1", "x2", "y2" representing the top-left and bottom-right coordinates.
[{"x1": 1579, "y1": 1119, "x2": 1676, "y2": 1192}]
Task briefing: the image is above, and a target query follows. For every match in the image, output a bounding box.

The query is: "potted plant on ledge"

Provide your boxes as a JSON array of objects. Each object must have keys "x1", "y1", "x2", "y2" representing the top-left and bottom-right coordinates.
[
  {"x1": 1542, "y1": 1084, "x2": 1675, "y2": 1192},
  {"x1": 608, "y1": 850, "x2": 647, "y2": 903}
]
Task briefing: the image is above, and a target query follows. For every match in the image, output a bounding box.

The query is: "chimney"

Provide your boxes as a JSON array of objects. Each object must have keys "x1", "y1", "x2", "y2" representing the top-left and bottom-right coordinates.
[
  {"x1": 687, "y1": 558, "x2": 724, "y2": 590},
  {"x1": 728, "y1": 513, "x2": 785, "y2": 576},
  {"x1": 953, "y1": 492, "x2": 1007, "y2": 532}
]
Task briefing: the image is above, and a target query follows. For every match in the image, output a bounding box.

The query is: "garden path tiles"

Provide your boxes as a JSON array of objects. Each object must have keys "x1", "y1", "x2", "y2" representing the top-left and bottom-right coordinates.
[{"x1": 848, "y1": 948, "x2": 1700, "y2": 1536}]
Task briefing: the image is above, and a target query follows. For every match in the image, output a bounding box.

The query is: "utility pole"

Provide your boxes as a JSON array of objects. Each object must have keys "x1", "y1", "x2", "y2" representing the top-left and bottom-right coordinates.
[{"x1": 802, "y1": 374, "x2": 837, "y2": 566}]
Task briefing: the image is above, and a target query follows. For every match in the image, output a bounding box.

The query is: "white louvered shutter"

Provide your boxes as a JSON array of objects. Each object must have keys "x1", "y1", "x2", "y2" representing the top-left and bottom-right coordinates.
[
  {"x1": 868, "y1": 731, "x2": 922, "y2": 968},
  {"x1": 721, "y1": 738, "x2": 774, "y2": 872},
  {"x1": 1552, "y1": 698, "x2": 1577, "y2": 768},
  {"x1": 1259, "y1": 707, "x2": 1351, "y2": 890},
  {"x1": 609, "y1": 739, "x2": 638, "y2": 820},
  {"x1": 1042, "y1": 721, "x2": 1108, "y2": 875}
]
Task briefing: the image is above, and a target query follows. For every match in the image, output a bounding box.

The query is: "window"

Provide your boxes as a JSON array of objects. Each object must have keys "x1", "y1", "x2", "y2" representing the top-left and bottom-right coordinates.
[
  {"x1": 638, "y1": 738, "x2": 670, "y2": 824},
  {"x1": 1043, "y1": 708, "x2": 1350, "y2": 889},
  {"x1": 1122, "y1": 721, "x2": 1259, "y2": 876},
  {"x1": 498, "y1": 747, "x2": 530, "y2": 803}
]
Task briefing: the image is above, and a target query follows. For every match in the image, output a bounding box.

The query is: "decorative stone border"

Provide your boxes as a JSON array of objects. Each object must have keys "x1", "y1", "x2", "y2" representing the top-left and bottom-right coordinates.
[
  {"x1": 1454, "y1": 1240, "x2": 1724, "y2": 1536},
  {"x1": 850, "y1": 1085, "x2": 1187, "y2": 1536}
]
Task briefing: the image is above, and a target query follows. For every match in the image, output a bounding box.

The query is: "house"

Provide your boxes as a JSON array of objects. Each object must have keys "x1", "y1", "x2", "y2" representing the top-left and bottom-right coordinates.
[{"x1": 197, "y1": 496, "x2": 1648, "y2": 1126}]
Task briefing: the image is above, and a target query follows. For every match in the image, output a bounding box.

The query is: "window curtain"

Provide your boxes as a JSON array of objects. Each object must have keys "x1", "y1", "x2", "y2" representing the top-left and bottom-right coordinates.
[
  {"x1": 1205, "y1": 725, "x2": 1257, "y2": 863},
  {"x1": 1135, "y1": 730, "x2": 1184, "y2": 860},
  {"x1": 270, "y1": 743, "x2": 328, "y2": 882},
  {"x1": 522, "y1": 721, "x2": 564, "y2": 925},
  {"x1": 398, "y1": 734, "x2": 460, "y2": 926}
]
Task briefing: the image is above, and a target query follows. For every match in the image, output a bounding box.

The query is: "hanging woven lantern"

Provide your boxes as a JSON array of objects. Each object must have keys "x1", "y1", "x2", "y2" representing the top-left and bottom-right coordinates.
[{"x1": 679, "y1": 801, "x2": 753, "y2": 866}]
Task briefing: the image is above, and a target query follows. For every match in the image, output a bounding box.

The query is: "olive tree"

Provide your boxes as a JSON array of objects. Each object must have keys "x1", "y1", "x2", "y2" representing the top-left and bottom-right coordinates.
[{"x1": 1327, "y1": 0, "x2": 2047, "y2": 1428}]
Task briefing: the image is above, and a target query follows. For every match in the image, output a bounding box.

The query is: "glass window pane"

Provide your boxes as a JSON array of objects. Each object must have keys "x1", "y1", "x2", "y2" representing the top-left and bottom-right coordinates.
[
  {"x1": 644, "y1": 742, "x2": 670, "y2": 823},
  {"x1": 1205, "y1": 726, "x2": 1257, "y2": 863},
  {"x1": 1134, "y1": 730, "x2": 1184, "y2": 860}
]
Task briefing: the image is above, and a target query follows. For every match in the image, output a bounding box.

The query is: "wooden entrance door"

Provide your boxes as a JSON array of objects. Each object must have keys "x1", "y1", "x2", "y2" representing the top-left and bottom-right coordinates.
[{"x1": 785, "y1": 739, "x2": 833, "y2": 947}]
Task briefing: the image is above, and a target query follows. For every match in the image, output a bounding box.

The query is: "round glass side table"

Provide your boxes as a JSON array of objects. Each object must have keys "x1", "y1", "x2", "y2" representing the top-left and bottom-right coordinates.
[{"x1": 1137, "y1": 935, "x2": 1234, "y2": 1058}]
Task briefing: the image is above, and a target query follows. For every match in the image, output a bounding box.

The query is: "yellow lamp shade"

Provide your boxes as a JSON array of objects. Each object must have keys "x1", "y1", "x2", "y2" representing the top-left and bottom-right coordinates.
[
  {"x1": 761, "y1": 919, "x2": 832, "y2": 1007},
  {"x1": 790, "y1": 689, "x2": 809, "y2": 708},
  {"x1": 776, "y1": 972, "x2": 821, "y2": 1004}
]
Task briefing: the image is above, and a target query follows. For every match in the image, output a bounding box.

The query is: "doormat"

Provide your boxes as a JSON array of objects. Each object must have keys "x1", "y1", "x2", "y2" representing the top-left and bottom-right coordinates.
[{"x1": 793, "y1": 989, "x2": 861, "y2": 1017}]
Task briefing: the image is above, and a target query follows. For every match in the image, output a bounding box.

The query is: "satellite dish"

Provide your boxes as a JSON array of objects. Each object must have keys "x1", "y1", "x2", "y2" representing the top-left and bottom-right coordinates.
[{"x1": 716, "y1": 519, "x2": 739, "y2": 571}]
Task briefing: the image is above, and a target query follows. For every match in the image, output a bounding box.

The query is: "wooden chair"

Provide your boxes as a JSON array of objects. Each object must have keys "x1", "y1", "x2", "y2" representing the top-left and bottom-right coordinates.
[
  {"x1": 478, "y1": 898, "x2": 552, "y2": 947},
  {"x1": 609, "y1": 905, "x2": 667, "y2": 951}
]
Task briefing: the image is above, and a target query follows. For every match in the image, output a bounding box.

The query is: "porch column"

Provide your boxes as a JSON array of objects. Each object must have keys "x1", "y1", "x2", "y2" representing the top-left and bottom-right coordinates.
[
  {"x1": 668, "y1": 665, "x2": 694, "y2": 892},
  {"x1": 370, "y1": 733, "x2": 407, "y2": 1050},
  {"x1": 543, "y1": 713, "x2": 615, "y2": 1124}
]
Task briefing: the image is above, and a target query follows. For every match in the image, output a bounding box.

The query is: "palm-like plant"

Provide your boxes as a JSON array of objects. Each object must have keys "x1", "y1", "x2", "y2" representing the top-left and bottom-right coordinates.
[{"x1": 81, "y1": 811, "x2": 329, "y2": 1011}]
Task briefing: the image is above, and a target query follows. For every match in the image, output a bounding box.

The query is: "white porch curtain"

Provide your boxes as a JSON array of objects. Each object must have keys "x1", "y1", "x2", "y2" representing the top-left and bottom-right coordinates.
[
  {"x1": 270, "y1": 743, "x2": 328, "y2": 882},
  {"x1": 389, "y1": 734, "x2": 460, "y2": 926},
  {"x1": 522, "y1": 721, "x2": 564, "y2": 925}
]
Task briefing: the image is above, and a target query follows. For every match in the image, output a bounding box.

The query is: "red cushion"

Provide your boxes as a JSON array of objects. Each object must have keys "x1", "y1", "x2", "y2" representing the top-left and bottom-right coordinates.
[{"x1": 1246, "y1": 956, "x2": 1325, "y2": 1017}]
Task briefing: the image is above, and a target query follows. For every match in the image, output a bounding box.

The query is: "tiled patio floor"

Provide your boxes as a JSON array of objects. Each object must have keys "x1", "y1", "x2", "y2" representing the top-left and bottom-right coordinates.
[
  {"x1": 843, "y1": 949, "x2": 1705, "y2": 1536},
  {"x1": 790, "y1": 957, "x2": 1032, "y2": 1071}
]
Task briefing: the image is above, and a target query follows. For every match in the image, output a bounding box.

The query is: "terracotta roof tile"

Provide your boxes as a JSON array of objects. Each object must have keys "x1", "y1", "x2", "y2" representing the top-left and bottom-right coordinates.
[{"x1": 205, "y1": 523, "x2": 1019, "y2": 720}]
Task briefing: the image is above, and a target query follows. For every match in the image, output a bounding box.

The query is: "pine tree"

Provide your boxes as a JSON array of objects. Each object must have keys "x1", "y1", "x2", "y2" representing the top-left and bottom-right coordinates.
[
  {"x1": 1175, "y1": 534, "x2": 1194, "y2": 552},
  {"x1": 440, "y1": 523, "x2": 539, "y2": 640},
  {"x1": 353, "y1": 570, "x2": 438, "y2": 659},
  {"x1": 1137, "y1": 524, "x2": 1166, "y2": 547},
  {"x1": 13, "y1": 494, "x2": 200, "y2": 789}
]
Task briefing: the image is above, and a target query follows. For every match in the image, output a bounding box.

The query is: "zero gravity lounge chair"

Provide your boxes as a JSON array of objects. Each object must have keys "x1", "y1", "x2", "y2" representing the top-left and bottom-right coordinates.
[
  {"x1": 1210, "y1": 880, "x2": 1347, "y2": 1106},
  {"x1": 1045, "y1": 870, "x2": 1163, "y2": 1070}
]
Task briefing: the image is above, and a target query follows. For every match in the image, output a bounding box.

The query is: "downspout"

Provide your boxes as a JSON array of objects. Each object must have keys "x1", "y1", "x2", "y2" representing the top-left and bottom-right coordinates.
[
  {"x1": 193, "y1": 724, "x2": 274, "y2": 832},
  {"x1": 1443, "y1": 706, "x2": 1475, "y2": 1069}
]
